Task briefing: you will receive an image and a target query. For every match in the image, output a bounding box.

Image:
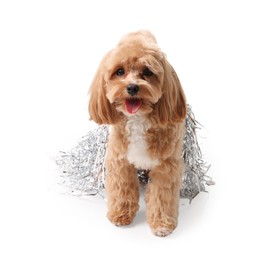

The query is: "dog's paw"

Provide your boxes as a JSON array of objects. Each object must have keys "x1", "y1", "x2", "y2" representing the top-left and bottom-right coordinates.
[
  {"x1": 107, "y1": 211, "x2": 135, "y2": 226},
  {"x1": 149, "y1": 219, "x2": 177, "y2": 237},
  {"x1": 151, "y1": 227, "x2": 173, "y2": 237}
]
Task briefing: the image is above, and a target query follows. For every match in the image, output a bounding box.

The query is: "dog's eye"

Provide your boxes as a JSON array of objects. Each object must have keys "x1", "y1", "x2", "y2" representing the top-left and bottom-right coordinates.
[
  {"x1": 115, "y1": 68, "x2": 125, "y2": 76},
  {"x1": 143, "y1": 68, "x2": 154, "y2": 77}
]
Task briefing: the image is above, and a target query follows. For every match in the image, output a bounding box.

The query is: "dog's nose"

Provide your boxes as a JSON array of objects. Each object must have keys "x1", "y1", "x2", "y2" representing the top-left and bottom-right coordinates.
[{"x1": 126, "y1": 84, "x2": 139, "y2": 96}]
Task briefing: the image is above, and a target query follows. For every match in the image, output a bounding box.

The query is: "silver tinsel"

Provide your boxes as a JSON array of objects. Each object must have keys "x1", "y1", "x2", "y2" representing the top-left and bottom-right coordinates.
[
  {"x1": 181, "y1": 105, "x2": 214, "y2": 200},
  {"x1": 55, "y1": 125, "x2": 109, "y2": 196},
  {"x1": 55, "y1": 105, "x2": 213, "y2": 200}
]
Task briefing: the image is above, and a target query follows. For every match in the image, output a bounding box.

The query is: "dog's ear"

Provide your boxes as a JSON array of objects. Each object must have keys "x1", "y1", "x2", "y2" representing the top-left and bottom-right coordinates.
[
  {"x1": 155, "y1": 57, "x2": 186, "y2": 124},
  {"x1": 88, "y1": 53, "x2": 121, "y2": 125}
]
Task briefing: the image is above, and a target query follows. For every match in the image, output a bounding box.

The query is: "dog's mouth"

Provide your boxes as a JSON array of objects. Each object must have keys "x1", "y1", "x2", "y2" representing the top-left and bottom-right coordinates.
[{"x1": 125, "y1": 98, "x2": 142, "y2": 114}]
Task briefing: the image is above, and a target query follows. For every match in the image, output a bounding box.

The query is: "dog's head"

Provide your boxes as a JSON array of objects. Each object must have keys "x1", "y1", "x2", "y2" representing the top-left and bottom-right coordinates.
[{"x1": 88, "y1": 30, "x2": 186, "y2": 125}]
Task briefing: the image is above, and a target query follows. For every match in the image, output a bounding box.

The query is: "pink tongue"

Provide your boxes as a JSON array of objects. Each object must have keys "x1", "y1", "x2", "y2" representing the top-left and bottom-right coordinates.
[{"x1": 125, "y1": 99, "x2": 142, "y2": 114}]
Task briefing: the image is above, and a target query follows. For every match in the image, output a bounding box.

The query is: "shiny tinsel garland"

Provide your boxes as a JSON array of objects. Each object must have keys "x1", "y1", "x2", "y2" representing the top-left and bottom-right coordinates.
[
  {"x1": 181, "y1": 105, "x2": 214, "y2": 199},
  {"x1": 55, "y1": 105, "x2": 213, "y2": 201}
]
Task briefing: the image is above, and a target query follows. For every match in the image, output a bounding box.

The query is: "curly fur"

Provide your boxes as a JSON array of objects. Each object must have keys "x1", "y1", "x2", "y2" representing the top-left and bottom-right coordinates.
[{"x1": 88, "y1": 30, "x2": 186, "y2": 236}]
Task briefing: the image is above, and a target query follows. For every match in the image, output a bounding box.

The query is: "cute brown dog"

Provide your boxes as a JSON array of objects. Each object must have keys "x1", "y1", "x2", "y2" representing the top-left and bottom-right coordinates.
[{"x1": 88, "y1": 30, "x2": 186, "y2": 236}]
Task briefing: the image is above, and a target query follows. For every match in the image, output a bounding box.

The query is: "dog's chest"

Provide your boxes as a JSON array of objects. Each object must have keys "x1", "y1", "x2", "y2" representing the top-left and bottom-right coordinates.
[{"x1": 126, "y1": 117, "x2": 159, "y2": 170}]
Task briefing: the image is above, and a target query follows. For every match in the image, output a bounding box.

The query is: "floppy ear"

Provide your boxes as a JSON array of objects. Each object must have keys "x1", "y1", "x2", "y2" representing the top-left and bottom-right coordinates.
[
  {"x1": 155, "y1": 57, "x2": 187, "y2": 124},
  {"x1": 88, "y1": 54, "x2": 121, "y2": 125}
]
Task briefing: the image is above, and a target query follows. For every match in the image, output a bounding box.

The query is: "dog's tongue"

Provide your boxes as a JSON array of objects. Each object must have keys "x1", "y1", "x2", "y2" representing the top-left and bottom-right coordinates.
[{"x1": 125, "y1": 99, "x2": 142, "y2": 114}]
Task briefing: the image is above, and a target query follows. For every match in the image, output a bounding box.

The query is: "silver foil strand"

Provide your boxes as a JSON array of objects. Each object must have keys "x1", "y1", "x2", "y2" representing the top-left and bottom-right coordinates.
[{"x1": 55, "y1": 105, "x2": 213, "y2": 200}]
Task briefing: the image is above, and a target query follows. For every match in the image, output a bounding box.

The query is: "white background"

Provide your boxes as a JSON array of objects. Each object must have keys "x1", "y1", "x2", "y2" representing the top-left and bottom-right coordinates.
[{"x1": 1, "y1": 0, "x2": 260, "y2": 259}]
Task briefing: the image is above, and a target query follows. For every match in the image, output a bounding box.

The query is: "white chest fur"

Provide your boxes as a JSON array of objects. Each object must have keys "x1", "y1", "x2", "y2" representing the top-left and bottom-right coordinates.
[{"x1": 126, "y1": 116, "x2": 159, "y2": 170}]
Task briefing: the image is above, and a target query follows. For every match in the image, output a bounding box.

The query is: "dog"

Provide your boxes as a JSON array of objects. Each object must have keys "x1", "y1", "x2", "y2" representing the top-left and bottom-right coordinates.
[{"x1": 88, "y1": 30, "x2": 186, "y2": 236}]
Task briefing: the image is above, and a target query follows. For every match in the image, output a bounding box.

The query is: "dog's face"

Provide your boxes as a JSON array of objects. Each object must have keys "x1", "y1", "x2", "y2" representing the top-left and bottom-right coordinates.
[
  {"x1": 89, "y1": 31, "x2": 186, "y2": 124},
  {"x1": 104, "y1": 39, "x2": 164, "y2": 117}
]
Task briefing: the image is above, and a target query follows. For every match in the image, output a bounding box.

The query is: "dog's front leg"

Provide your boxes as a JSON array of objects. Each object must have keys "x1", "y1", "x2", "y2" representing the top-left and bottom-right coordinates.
[
  {"x1": 145, "y1": 158, "x2": 182, "y2": 236},
  {"x1": 106, "y1": 158, "x2": 139, "y2": 226}
]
